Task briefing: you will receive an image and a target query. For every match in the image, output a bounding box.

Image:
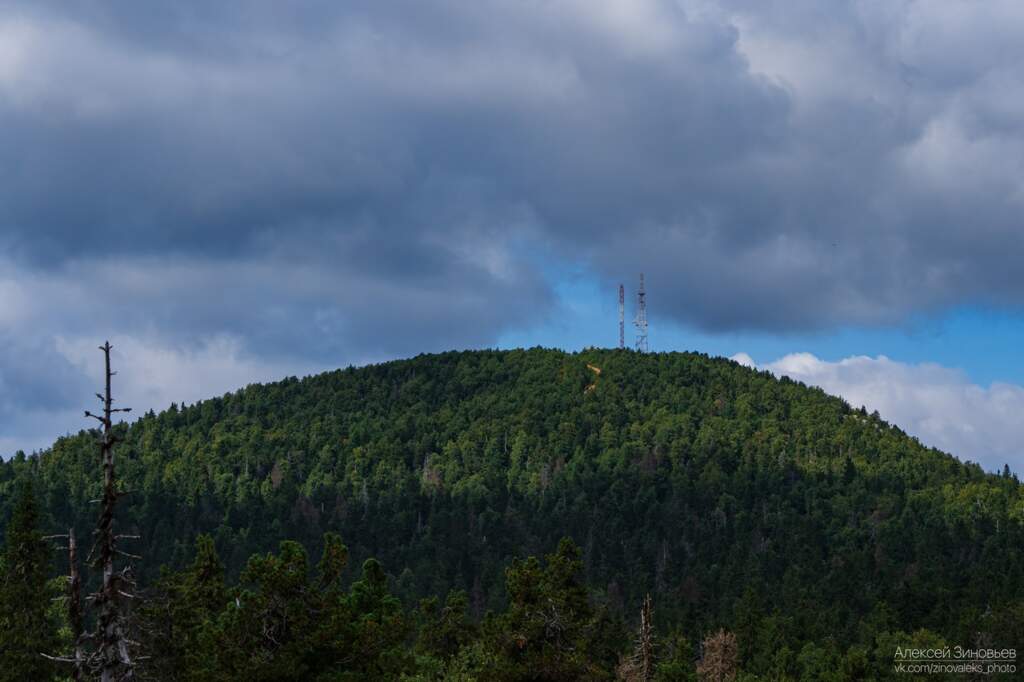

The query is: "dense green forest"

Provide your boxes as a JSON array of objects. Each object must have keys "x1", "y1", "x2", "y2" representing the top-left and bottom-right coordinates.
[{"x1": 2, "y1": 348, "x2": 1022, "y2": 679}]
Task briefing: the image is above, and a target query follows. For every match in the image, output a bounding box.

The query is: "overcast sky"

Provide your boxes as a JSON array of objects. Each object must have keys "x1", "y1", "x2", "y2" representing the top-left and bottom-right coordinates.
[{"x1": 2, "y1": 1, "x2": 1023, "y2": 472}]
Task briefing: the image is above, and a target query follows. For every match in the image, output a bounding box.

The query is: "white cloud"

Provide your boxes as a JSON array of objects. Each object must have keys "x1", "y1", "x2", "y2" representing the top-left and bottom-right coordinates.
[
  {"x1": 3, "y1": 0, "x2": 1024, "y2": 466},
  {"x1": 729, "y1": 351, "x2": 756, "y2": 368},
  {"x1": 54, "y1": 334, "x2": 317, "y2": 417},
  {"x1": 0, "y1": 334, "x2": 321, "y2": 458},
  {"x1": 742, "y1": 352, "x2": 1024, "y2": 473}
]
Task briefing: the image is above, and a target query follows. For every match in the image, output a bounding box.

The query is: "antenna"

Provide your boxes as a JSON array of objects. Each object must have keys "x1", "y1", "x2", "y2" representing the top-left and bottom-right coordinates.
[
  {"x1": 618, "y1": 284, "x2": 625, "y2": 349},
  {"x1": 634, "y1": 273, "x2": 648, "y2": 352}
]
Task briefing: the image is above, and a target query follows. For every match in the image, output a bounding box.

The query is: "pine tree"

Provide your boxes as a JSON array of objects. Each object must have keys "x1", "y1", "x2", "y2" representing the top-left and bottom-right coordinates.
[
  {"x1": 139, "y1": 534, "x2": 227, "y2": 680},
  {"x1": 488, "y1": 538, "x2": 615, "y2": 680},
  {"x1": 0, "y1": 480, "x2": 58, "y2": 681}
]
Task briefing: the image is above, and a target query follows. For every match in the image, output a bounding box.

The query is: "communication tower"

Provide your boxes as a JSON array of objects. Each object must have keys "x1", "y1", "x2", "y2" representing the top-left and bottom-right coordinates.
[
  {"x1": 618, "y1": 284, "x2": 625, "y2": 349},
  {"x1": 634, "y1": 273, "x2": 648, "y2": 352}
]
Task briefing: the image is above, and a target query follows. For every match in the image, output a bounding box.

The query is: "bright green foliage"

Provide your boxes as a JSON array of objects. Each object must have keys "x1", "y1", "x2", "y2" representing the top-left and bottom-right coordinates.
[
  {"x1": 414, "y1": 590, "x2": 477, "y2": 663},
  {"x1": 652, "y1": 629, "x2": 697, "y2": 681},
  {"x1": 476, "y1": 538, "x2": 619, "y2": 680},
  {"x1": 170, "y1": 534, "x2": 411, "y2": 681},
  {"x1": 0, "y1": 480, "x2": 58, "y2": 681},
  {"x1": 343, "y1": 556, "x2": 412, "y2": 679},
  {"x1": 203, "y1": 540, "x2": 319, "y2": 680},
  {"x1": 1, "y1": 348, "x2": 1022, "y2": 677},
  {"x1": 140, "y1": 533, "x2": 228, "y2": 680},
  {"x1": 143, "y1": 536, "x2": 618, "y2": 680}
]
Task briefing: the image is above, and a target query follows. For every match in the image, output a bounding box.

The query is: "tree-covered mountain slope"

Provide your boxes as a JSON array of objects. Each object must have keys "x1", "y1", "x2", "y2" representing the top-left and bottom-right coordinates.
[{"x1": 3, "y1": 348, "x2": 1022, "y2": 658}]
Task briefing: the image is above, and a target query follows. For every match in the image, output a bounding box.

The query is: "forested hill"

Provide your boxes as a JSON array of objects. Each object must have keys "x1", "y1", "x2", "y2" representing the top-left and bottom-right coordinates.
[{"x1": 3, "y1": 348, "x2": 1023, "y2": 662}]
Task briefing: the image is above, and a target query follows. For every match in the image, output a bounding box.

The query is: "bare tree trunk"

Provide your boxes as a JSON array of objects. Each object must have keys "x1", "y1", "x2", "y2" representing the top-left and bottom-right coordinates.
[
  {"x1": 45, "y1": 343, "x2": 140, "y2": 680},
  {"x1": 637, "y1": 593, "x2": 654, "y2": 681},
  {"x1": 41, "y1": 527, "x2": 84, "y2": 678},
  {"x1": 85, "y1": 342, "x2": 136, "y2": 681},
  {"x1": 69, "y1": 528, "x2": 84, "y2": 681},
  {"x1": 617, "y1": 593, "x2": 656, "y2": 681}
]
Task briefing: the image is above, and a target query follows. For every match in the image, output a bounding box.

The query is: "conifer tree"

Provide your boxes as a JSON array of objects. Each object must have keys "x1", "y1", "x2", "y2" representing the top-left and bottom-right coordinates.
[
  {"x1": 0, "y1": 480, "x2": 58, "y2": 681},
  {"x1": 488, "y1": 538, "x2": 615, "y2": 680},
  {"x1": 139, "y1": 534, "x2": 226, "y2": 680},
  {"x1": 696, "y1": 629, "x2": 738, "y2": 682}
]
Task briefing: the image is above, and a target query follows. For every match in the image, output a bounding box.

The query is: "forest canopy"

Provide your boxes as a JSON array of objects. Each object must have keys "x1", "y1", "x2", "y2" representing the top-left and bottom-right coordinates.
[{"x1": 1, "y1": 348, "x2": 1021, "y2": 679}]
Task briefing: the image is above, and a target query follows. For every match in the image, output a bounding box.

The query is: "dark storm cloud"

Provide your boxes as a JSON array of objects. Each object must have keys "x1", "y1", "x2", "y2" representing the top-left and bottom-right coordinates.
[
  {"x1": 4, "y1": 0, "x2": 1022, "y2": 328},
  {"x1": 0, "y1": 333, "x2": 91, "y2": 412},
  {"x1": 3, "y1": 0, "x2": 1024, "y2": 453}
]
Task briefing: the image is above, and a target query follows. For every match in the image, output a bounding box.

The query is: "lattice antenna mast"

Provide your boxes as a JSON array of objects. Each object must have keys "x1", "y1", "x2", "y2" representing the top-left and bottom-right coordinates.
[
  {"x1": 634, "y1": 273, "x2": 648, "y2": 352},
  {"x1": 618, "y1": 284, "x2": 625, "y2": 349}
]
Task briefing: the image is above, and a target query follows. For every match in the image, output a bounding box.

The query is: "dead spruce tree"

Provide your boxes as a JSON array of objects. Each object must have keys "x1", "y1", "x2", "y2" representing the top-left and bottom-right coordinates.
[
  {"x1": 82, "y1": 341, "x2": 139, "y2": 681},
  {"x1": 68, "y1": 529, "x2": 85, "y2": 678},
  {"x1": 696, "y1": 629, "x2": 738, "y2": 682},
  {"x1": 46, "y1": 343, "x2": 139, "y2": 680},
  {"x1": 617, "y1": 593, "x2": 655, "y2": 681},
  {"x1": 42, "y1": 527, "x2": 85, "y2": 679}
]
